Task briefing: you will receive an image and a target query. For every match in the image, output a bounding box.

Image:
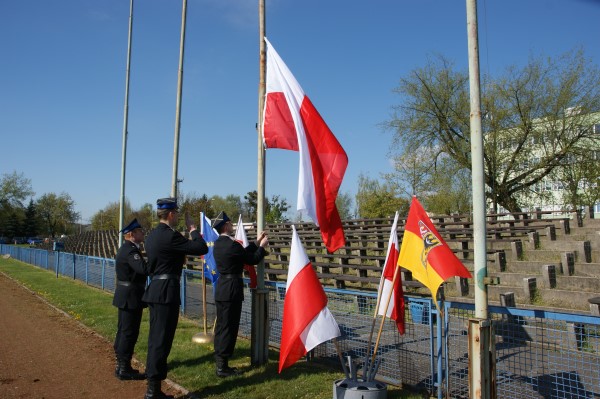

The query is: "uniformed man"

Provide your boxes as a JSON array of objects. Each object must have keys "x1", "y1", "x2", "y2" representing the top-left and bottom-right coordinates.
[
  {"x1": 113, "y1": 218, "x2": 147, "y2": 381},
  {"x1": 142, "y1": 198, "x2": 208, "y2": 399},
  {"x1": 212, "y1": 211, "x2": 269, "y2": 377}
]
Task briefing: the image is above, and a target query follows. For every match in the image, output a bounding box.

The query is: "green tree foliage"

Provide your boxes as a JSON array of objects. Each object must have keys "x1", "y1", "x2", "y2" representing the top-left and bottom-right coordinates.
[
  {"x1": 551, "y1": 148, "x2": 600, "y2": 215},
  {"x1": 24, "y1": 199, "x2": 40, "y2": 237},
  {"x1": 244, "y1": 191, "x2": 258, "y2": 222},
  {"x1": 129, "y1": 203, "x2": 155, "y2": 230},
  {"x1": 36, "y1": 192, "x2": 79, "y2": 238},
  {"x1": 91, "y1": 201, "x2": 122, "y2": 231},
  {"x1": 0, "y1": 171, "x2": 34, "y2": 208},
  {"x1": 0, "y1": 171, "x2": 33, "y2": 238},
  {"x1": 335, "y1": 191, "x2": 354, "y2": 220},
  {"x1": 243, "y1": 191, "x2": 290, "y2": 223},
  {"x1": 265, "y1": 195, "x2": 290, "y2": 223},
  {"x1": 355, "y1": 174, "x2": 409, "y2": 218},
  {"x1": 386, "y1": 49, "x2": 600, "y2": 213}
]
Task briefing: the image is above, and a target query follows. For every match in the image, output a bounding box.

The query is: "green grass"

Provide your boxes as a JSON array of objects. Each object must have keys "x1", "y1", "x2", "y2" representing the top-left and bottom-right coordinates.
[{"x1": 0, "y1": 257, "x2": 421, "y2": 399}]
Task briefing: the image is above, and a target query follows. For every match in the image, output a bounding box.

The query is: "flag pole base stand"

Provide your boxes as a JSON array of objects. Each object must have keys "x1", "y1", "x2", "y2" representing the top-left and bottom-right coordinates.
[
  {"x1": 333, "y1": 379, "x2": 387, "y2": 399},
  {"x1": 191, "y1": 332, "x2": 213, "y2": 344}
]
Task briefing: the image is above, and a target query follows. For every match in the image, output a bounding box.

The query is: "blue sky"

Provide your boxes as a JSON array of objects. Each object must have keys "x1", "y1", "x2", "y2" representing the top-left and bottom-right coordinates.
[{"x1": 1, "y1": 0, "x2": 599, "y2": 222}]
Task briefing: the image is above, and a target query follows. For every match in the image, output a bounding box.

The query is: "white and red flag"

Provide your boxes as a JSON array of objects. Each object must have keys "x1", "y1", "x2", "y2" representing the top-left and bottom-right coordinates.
[
  {"x1": 376, "y1": 211, "x2": 405, "y2": 334},
  {"x1": 279, "y1": 225, "x2": 340, "y2": 373},
  {"x1": 262, "y1": 37, "x2": 348, "y2": 253},
  {"x1": 234, "y1": 214, "x2": 257, "y2": 288}
]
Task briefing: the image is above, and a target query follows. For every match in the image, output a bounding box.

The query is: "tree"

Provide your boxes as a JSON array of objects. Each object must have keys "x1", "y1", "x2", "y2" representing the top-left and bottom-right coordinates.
[
  {"x1": 129, "y1": 203, "x2": 155, "y2": 231},
  {"x1": 0, "y1": 171, "x2": 33, "y2": 238},
  {"x1": 243, "y1": 191, "x2": 290, "y2": 223},
  {"x1": 423, "y1": 156, "x2": 472, "y2": 215},
  {"x1": 0, "y1": 171, "x2": 34, "y2": 208},
  {"x1": 355, "y1": 174, "x2": 409, "y2": 218},
  {"x1": 552, "y1": 148, "x2": 600, "y2": 216},
  {"x1": 383, "y1": 145, "x2": 472, "y2": 214},
  {"x1": 244, "y1": 191, "x2": 258, "y2": 222},
  {"x1": 37, "y1": 192, "x2": 79, "y2": 238},
  {"x1": 386, "y1": 49, "x2": 600, "y2": 213},
  {"x1": 335, "y1": 191, "x2": 354, "y2": 220},
  {"x1": 265, "y1": 195, "x2": 289, "y2": 223},
  {"x1": 91, "y1": 201, "x2": 122, "y2": 231},
  {"x1": 24, "y1": 199, "x2": 40, "y2": 237}
]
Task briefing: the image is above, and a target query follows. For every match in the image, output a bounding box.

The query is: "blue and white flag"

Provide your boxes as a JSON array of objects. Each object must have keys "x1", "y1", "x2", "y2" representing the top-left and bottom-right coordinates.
[{"x1": 200, "y1": 212, "x2": 219, "y2": 287}]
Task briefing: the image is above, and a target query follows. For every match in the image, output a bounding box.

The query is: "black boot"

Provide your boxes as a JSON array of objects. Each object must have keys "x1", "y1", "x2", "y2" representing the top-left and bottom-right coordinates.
[
  {"x1": 115, "y1": 359, "x2": 146, "y2": 380},
  {"x1": 216, "y1": 359, "x2": 242, "y2": 378},
  {"x1": 144, "y1": 379, "x2": 174, "y2": 399}
]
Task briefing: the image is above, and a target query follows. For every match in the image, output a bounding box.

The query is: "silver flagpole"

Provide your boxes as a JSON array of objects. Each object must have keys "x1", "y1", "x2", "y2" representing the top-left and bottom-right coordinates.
[
  {"x1": 251, "y1": 0, "x2": 269, "y2": 366},
  {"x1": 171, "y1": 0, "x2": 187, "y2": 198},
  {"x1": 466, "y1": 0, "x2": 495, "y2": 398},
  {"x1": 119, "y1": 0, "x2": 134, "y2": 244}
]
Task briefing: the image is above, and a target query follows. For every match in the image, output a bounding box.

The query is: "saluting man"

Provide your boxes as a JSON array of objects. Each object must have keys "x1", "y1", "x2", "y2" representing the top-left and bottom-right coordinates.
[
  {"x1": 142, "y1": 198, "x2": 208, "y2": 399},
  {"x1": 212, "y1": 211, "x2": 269, "y2": 377},
  {"x1": 113, "y1": 218, "x2": 147, "y2": 381}
]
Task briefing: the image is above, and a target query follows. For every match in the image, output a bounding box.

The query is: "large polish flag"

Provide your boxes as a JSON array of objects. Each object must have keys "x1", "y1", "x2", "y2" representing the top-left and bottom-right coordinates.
[
  {"x1": 376, "y1": 211, "x2": 405, "y2": 334},
  {"x1": 262, "y1": 37, "x2": 347, "y2": 253},
  {"x1": 279, "y1": 225, "x2": 341, "y2": 373},
  {"x1": 234, "y1": 214, "x2": 257, "y2": 288}
]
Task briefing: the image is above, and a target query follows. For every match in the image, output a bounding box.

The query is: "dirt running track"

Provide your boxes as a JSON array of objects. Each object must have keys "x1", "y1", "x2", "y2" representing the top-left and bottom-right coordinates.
[{"x1": 0, "y1": 272, "x2": 185, "y2": 399}]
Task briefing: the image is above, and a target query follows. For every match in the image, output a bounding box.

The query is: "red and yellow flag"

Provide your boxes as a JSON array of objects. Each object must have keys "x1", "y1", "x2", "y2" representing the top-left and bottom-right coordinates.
[{"x1": 398, "y1": 197, "x2": 472, "y2": 301}]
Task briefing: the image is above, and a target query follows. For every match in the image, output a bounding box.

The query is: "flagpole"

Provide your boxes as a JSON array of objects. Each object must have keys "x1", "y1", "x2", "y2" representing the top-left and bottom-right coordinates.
[
  {"x1": 466, "y1": 0, "x2": 495, "y2": 397},
  {"x1": 250, "y1": 0, "x2": 269, "y2": 366},
  {"x1": 118, "y1": 0, "x2": 134, "y2": 245},
  {"x1": 368, "y1": 263, "x2": 403, "y2": 379},
  {"x1": 192, "y1": 212, "x2": 213, "y2": 344},
  {"x1": 363, "y1": 212, "x2": 399, "y2": 377},
  {"x1": 171, "y1": 0, "x2": 187, "y2": 198}
]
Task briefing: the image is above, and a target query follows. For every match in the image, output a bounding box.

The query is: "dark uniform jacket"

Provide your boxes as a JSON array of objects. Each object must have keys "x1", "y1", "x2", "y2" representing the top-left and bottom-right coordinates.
[
  {"x1": 142, "y1": 223, "x2": 208, "y2": 305},
  {"x1": 213, "y1": 235, "x2": 267, "y2": 302},
  {"x1": 112, "y1": 240, "x2": 148, "y2": 310}
]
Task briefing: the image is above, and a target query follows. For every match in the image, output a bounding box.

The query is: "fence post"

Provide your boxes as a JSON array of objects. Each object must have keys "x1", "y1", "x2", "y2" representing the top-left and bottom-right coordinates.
[
  {"x1": 101, "y1": 259, "x2": 105, "y2": 290},
  {"x1": 523, "y1": 277, "x2": 537, "y2": 303},
  {"x1": 511, "y1": 240, "x2": 523, "y2": 260},
  {"x1": 541, "y1": 265, "x2": 556, "y2": 289},
  {"x1": 73, "y1": 254, "x2": 76, "y2": 280},
  {"x1": 528, "y1": 231, "x2": 540, "y2": 249},
  {"x1": 560, "y1": 252, "x2": 575, "y2": 276},
  {"x1": 494, "y1": 251, "x2": 506, "y2": 272}
]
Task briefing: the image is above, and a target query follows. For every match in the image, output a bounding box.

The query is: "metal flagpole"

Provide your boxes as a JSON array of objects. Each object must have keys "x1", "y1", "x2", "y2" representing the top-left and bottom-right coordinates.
[
  {"x1": 171, "y1": 0, "x2": 188, "y2": 198},
  {"x1": 119, "y1": 0, "x2": 134, "y2": 245},
  {"x1": 251, "y1": 0, "x2": 269, "y2": 366},
  {"x1": 465, "y1": 0, "x2": 496, "y2": 398}
]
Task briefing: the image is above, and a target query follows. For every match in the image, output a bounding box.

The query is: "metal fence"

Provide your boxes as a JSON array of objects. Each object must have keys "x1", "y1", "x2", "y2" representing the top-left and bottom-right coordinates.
[{"x1": 2, "y1": 244, "x2": 599, "y2": 399}]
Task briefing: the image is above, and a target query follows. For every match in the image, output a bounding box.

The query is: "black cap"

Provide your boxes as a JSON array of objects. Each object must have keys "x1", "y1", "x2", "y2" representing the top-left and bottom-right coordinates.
[
  {"x1": 120, "y1": 218, "x2": 142, "y2": 234},
  {"x1": 212, "y1": 211, "x2": 230, "y2": 230},
  {"x1": 157, "y1": 197, "x2": 178, "y2": 210}
]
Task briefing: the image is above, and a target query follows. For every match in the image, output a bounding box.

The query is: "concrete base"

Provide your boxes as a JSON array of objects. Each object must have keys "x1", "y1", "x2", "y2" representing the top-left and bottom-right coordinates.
[{"x1": 333, "y1": 379, "x2": 387, "y2": 399}]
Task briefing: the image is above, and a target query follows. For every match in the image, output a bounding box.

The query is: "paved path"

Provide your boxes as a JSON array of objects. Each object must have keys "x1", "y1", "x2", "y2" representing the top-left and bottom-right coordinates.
[{"x1": 0, "y1": 272, "x2": 184, "y2": 399}]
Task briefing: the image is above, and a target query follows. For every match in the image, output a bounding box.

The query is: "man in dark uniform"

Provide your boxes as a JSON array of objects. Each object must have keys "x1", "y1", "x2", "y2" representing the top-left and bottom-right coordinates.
[
  {"x1": 113, "y1": 218, "x2": 147, "y2": 381},
  {"x1": 212, "y1": 211, "x2": 269, "y2": 377},
  {"x1": 142, "y1": 198, "x2": 208, "y2": 399}
]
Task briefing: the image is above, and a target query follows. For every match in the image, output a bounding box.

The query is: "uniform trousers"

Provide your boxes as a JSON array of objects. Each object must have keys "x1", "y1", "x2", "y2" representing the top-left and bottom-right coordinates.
[
  {"x1": 214, "y1": 299, "x2": 243, "y2": 366},
  {"x1": 146, "y1": 302, "x2": 180, "y2": 380},
  {"x1": 114, "y1": 307, "x2": 143, "y2": 361}
]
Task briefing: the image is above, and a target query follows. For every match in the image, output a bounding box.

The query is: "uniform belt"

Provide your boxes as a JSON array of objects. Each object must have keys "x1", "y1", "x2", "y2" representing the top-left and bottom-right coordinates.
[
  {"x1": 117, "y1": 280, "x2": 145, "y2": 287},
  {"x1": 220, "y1": 273, "x2": 242, "y2": 279},
  {"x1": 152, "y1": 274, "x2": 180, "y2": 281}
]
